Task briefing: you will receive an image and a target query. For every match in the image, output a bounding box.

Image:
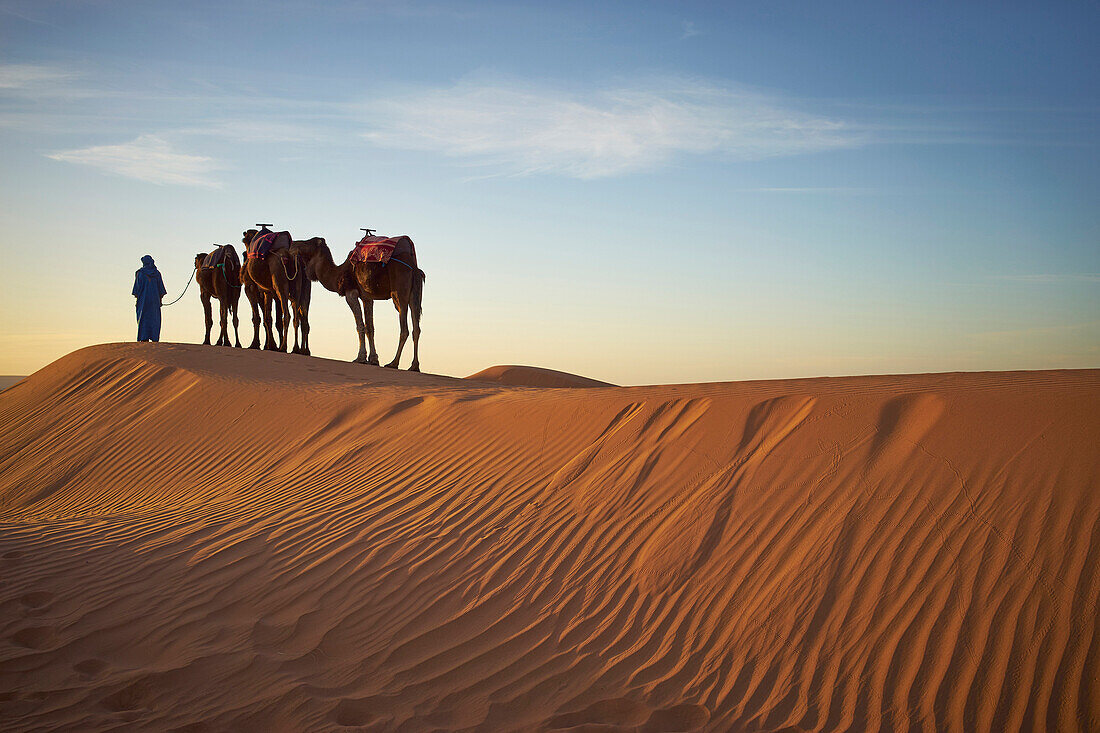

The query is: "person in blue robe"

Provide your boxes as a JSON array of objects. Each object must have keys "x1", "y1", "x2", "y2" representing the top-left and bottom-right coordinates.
[{"x1": 133, "y1": 255, "x2": 167, "y2": 342}]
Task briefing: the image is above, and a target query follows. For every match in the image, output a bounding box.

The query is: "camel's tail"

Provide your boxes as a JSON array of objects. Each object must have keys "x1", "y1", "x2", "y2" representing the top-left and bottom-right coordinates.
[{"x1": 411, "y1": 269, "x2": 425, "y2": 324}]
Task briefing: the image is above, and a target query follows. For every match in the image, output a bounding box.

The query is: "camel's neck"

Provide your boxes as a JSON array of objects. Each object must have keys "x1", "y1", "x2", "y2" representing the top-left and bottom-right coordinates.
[{"x1": 311, "y1": 245, "x2": 352, "y2": 292}]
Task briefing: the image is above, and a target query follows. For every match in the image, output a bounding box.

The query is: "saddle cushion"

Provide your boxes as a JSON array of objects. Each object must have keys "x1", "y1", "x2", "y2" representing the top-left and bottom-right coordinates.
[
  {"x1": 202, "y1": 245, "x2": 240, "y2": 270},
  {"x1": 247, "y1": 231, "x2": 289, "y2": 259},
  {"x1": 350, "y1": 235, "x2": 413, "y2": 264}
]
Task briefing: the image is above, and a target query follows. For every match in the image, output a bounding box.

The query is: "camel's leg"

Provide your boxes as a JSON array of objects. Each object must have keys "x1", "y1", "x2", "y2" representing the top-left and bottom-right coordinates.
[
  {"x1": 218, "y1": 296, "x2": 230, "y2": 346},
  {"x1": 276, "y1": 285, "x2": 291, "y2": 353},
  {"x1": 409, "y1": 274, "x2": 423, "y2": 372},
  {"x1": 298, "y1": 303, "x2": 311, "y2": 356},
  {"x1": 385, "y1": 297, "x2": 409, "y2": 369},
  {"x1": 364, "y1": 298, "x2": 380, "y2": 366},
  {"x1": 300, "y1": 280, "x2": 311, "y2": 356},
  {"x1": 231, "y1": 297, "x2": 241, "y2": 348},
  {"x1": 291, "y1": 303, "x2": 302, "y2": 355},
  {"x1": 409, "y1": 310, "x2": 421, "y2": 373},
  {"x1": 346, "y1": 293, "x2": 368, "y2": 363},
  {"x1": 263, "y1": 295, "x2": 279, "y2": 351},
  {"x1": 290, "y1": 289, "x2": 308, "y2": 356},
  {"x1": 248, "y1": 294, "x2": 262, "y2": 349},
  {"x1": 201, "y1": 292, "x2": 213, "y2": 345}
]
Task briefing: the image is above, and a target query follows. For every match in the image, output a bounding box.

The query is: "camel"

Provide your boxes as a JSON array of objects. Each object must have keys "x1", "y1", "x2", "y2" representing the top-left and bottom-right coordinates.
[
  {"x1": 291, "y1": 236, "x2": 424, "y2": 371},
  {"x1": 239, "y1": 254, "x2": 279, "y2": 350},
  {"x1": 194, "y1": 245, "x2": 242, "y2": 347},
  {"x1": 241, "y1": 229, "x2": 312, "y2": 354}
]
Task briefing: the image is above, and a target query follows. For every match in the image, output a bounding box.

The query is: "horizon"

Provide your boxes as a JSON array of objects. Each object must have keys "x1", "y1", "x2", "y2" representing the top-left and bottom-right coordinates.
[{"x1": 2, "y1": 1, "x2": 1098, "y2": 385}]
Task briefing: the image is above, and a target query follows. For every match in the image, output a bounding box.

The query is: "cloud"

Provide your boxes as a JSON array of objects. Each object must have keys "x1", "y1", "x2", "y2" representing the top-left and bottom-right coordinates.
[
  {"x1": 46, "y1": 135, "x2": 222, "y2": 187},
  {"x1": 360, "y1": 78, "x2": 857, "y2": 178},
  {"x1": 0, "y1": 63, "x2": 75, "y2": 89},
  {"x1": 179, "y1": 119, "x2": 332, "y2": 144},
  {"x1": 680, "y1": 20, "x2": 701, "y2": 40}
]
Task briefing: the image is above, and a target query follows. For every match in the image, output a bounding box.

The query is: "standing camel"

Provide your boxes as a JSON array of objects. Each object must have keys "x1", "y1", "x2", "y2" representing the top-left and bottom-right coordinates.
[
  {"x1": 241, "y1": 229, "x2": 312, "y2": 354},
  {"x1": 291, "y1": 235, "x2": 424, "y2": 371},
  {"x1": 240, "y1": 253, "x2": 279, "y2": 350},
  {"x1": 290, "y1": 237, "x2": 367, "y2": 362},
  {"x1": 194, "y1": 245, "x2": 242, "y2": 347}
]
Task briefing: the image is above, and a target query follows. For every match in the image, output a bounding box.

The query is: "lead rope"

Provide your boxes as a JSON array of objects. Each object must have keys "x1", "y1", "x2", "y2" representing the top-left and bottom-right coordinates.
[{"x1": 161, "y1": 266, "x2": 197, "y2": 307}]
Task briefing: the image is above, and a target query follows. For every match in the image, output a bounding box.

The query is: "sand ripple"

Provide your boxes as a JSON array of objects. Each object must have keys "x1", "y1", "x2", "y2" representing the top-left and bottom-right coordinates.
[{"x1": 0, "y1": 343, "x2": 1097, "y2": 731}]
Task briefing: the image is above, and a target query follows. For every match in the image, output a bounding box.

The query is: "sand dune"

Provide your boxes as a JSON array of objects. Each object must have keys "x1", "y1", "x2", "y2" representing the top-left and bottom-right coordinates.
[
  {"x1": 0, "y1": 376, "x2": 23, "y2": 392},
  {"x1": 1, "y1": 343, "x2": 1097, "y2": 732},
  {"x1": 466, "y1": 365, "x2": 614, "y2": 389}
]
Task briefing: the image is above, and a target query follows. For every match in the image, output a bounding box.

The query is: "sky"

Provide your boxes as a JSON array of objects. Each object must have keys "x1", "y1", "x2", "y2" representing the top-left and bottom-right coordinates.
[{"x1": 1, "y1": 0, "x2": 1097, "y2": 385}]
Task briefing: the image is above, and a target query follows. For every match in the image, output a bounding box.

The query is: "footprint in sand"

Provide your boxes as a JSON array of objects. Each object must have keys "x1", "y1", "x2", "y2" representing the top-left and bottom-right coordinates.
[
  {"x1": 329, "y1": 698, "x2": 378, "y2": 727},
  {"x1": 547, "y1": 698, "x2": 650, "y2": 729},
  {"x1": 74, "y1": 658, "x2": 108, "y2": 677},
  {"x1": 547, "y1": 698, "x2": 710, "y2": 732},
  {"x1": 9, "y1": 626, "x2": 57, "y2": 650},
  {"x1": 641, "y1": 704, "x2": 710, "y2": 732},
  {"x1": 100, "y1": 677, "x2": 155, "y2": 712},
  {"x1": 19, "y1": 591, "x2": 54, "y2": 609}
]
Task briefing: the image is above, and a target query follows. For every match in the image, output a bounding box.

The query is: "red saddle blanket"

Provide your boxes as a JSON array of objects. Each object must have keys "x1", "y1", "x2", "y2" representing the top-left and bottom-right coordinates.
[
  {"x1": 350, "y1": 235, "x2": 413, "y2": 264},
  {"x1": 248, "y1": 230, "x2": 289, "y2": 259}
]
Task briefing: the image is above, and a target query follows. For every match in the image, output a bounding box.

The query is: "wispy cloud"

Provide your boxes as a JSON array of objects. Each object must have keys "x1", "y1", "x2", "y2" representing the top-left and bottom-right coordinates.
[
  {"x1": 177, "y1": 119, "x2": 332, "y2": 144},
  {"x1": 680, "y1": 20, "x2": 701, "y2": 40},
  {"x1": 46, "y1": 135, "x2": 222, "y2": 187},
  {"x1": 360, "y1": 78, "x2": 858, "y2": 178},
  {"x1": 0, "y1": 63, "x2": 75, "y2": 89}
]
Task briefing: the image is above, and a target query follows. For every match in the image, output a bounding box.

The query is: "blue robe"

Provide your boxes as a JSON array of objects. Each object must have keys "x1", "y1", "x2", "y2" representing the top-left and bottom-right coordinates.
[{"x1": 133, "y1": 255, "x2": 167, "y2": 342}]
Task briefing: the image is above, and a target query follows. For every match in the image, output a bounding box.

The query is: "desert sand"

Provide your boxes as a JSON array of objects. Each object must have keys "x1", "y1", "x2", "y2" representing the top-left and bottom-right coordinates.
[
  {"x1": 466, "y1": 365, "x2": 614, "y2": 389},
  {"x1": 0, "y1": 376, "x2": 23, "y2": 392},
  {"x1": 0, "y1": 342, "x2": 1097, "y2": 732}
]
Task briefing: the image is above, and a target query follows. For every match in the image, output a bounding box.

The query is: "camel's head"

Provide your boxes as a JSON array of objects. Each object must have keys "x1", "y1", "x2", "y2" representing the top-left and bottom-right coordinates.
[
  {"x1": 194, "y1": 253, "x2": 207, "y2": 268},
  {"x1": 242, "y1": 229, "x2": 258, "y2": 246},
  {"x1": 290, "y1": 237, "x2": 328, "y2": 279}
]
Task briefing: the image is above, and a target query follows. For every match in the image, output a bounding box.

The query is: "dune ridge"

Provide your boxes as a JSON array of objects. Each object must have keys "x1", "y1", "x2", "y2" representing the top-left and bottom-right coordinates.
[
  {"x1": 465, "y1": 365, "x2": 614, "y2": 389},
  {"x1": 0, "y1": 343, "x2": 1097, "y2": 732}
]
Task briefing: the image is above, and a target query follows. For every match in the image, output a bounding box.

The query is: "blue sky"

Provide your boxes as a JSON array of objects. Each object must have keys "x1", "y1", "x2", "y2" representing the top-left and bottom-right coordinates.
[{"x1": 1, "y1": 0, "x2": 1097, "y2": 383}]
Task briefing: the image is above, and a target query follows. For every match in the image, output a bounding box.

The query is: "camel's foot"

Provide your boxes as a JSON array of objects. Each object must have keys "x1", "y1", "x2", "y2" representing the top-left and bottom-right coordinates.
[
  {"x1": 367, "y1": 356, "x2": 380, "y2": 366},
  {"x1": 248, "y1": 342, "x2": 261, "y2": 350},
  {"x1": 202, "y1": 338, "x2": 211, "y2": 346},
  {"x1": 264, "y1": 343, "x2": 279, "y2": 351},
  {"x1": 408, "y1": 363, "x2": 420, "y2": 373},
  {"x1": 234, "y1": 341, "x2": 242, "y2": 349},
  {"x1": 384, "y1": 362, "x2": 399, "y2": 369}
]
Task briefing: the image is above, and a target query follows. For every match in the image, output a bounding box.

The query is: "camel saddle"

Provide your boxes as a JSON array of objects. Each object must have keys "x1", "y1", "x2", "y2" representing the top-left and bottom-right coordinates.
[
  {"x1": 350, "y1": 234, "x2": 413, "y2": 265},
  {"x1": 248, "y1": 230, "x2": 290, "y2": 260},
  {"x1": 202, "y1": 245, "x2": 240, "y2": 271}
]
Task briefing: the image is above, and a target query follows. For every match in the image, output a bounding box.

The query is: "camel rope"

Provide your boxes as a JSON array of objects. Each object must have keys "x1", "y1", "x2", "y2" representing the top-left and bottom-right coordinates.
[
  {"x1": 162, "y1": 266, "x2": 197, "y2": 307},
  {"x1": 279, "y1": 252, "x2": 299, "y2": 283},
  {"x1": 218, "y1": 263, "x2": 242, "y2": 289}
]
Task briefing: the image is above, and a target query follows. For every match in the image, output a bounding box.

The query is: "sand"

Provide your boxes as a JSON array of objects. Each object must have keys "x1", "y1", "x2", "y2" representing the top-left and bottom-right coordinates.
[
  {"x1": 0, "y1": 376, "x2": 23, "y2": 392},
  {"x1": 0, "y1": 343, "x2": 1097, "y2": 732},
  {"x1": 466, "y1": 365, "x2": 614, "y2": 389}
]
